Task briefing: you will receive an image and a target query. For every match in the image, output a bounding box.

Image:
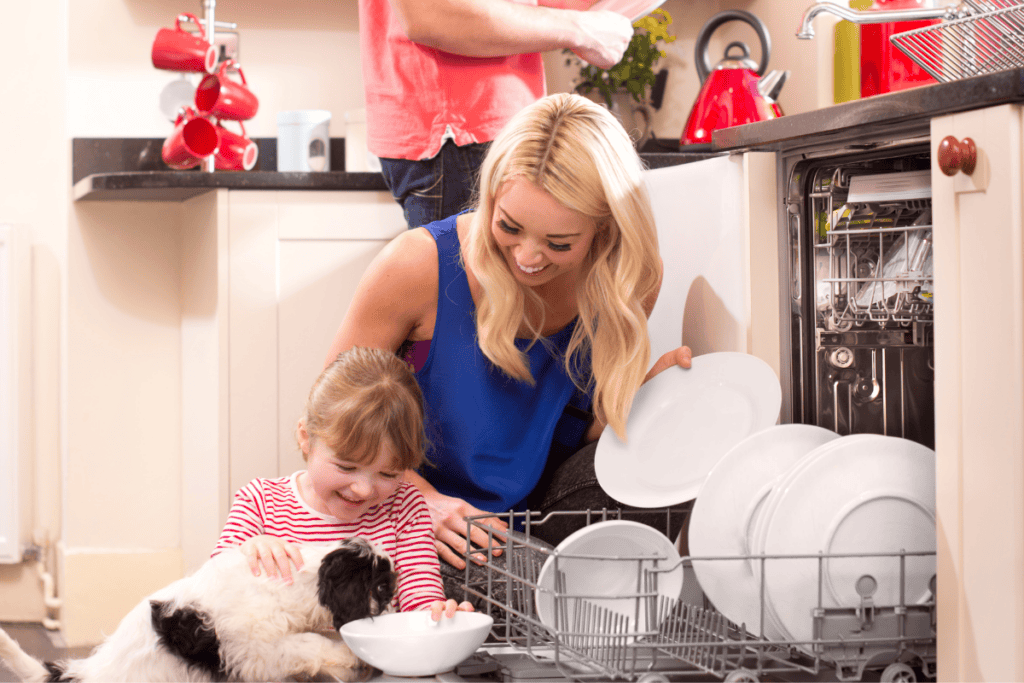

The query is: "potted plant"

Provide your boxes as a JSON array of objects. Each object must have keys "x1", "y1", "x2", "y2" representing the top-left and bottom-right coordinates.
[{"x1": 564, "y1": 9, "x2": 675, "y2": 146}]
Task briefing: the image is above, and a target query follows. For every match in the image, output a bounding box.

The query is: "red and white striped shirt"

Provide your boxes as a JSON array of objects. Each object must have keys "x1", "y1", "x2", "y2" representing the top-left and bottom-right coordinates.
[{"x1": 212, "y1": 473, "x2": 445, "y2": 612}]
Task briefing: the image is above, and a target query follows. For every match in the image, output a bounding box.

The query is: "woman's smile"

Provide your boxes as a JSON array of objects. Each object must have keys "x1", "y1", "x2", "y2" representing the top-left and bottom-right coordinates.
[{"x1": 491, "y1": 177, "x2": 597, "y2": 287}]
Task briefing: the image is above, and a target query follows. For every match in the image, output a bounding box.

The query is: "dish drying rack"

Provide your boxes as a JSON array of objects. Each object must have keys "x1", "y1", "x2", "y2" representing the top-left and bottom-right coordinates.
[
  {"x1": 463, "y1": 510, "x2": 936, "y2": 683},
  {"x1": 891, "y1": 0, "x2": 1024, "y2": 82},
  {"x1": 810, "y1": 167, "x2": 933, "y2": 338}
]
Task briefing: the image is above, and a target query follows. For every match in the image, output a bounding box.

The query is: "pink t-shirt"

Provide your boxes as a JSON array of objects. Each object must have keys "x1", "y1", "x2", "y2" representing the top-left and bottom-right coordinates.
[{"x1": 358, "y1": 0, "x2": 546, "y2": 160}]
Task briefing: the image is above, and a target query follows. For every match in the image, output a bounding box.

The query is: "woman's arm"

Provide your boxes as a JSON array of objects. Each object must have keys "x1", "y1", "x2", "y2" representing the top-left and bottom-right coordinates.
[
  {"x1": 386, "y1": 0, "x2": 632, "y2": 69},
  {"x1": 403, "y1": 469, "x2": 508, "y2": 570},
  {"x1": 323, "y1": 227, "x2": 439, "y2": 366}
]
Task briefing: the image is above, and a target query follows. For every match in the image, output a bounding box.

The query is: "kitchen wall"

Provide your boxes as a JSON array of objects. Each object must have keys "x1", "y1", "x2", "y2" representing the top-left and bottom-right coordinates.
[{"x1": 1, "y1": 0, "x2": 838, "y2": 646}]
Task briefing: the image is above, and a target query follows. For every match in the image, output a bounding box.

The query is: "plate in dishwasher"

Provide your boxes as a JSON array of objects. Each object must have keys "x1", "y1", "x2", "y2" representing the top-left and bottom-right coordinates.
[
  {"x1": 595, "y1": 352, "x2": 781, "y2": 507},
  {"x1": 534, "y1": 520, "x2": 683, "y2": 636}
]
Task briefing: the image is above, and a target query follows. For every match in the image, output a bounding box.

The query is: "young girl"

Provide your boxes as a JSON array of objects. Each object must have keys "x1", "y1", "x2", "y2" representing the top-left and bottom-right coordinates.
[{"x1": 212, "y1": 346, "x2": 471, "y2": 619}]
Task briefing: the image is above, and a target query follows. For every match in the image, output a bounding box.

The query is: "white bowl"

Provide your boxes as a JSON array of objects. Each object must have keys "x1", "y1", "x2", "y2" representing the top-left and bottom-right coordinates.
[{"x1": 339, "y1": 611, "x2": 493, "y2": 677}]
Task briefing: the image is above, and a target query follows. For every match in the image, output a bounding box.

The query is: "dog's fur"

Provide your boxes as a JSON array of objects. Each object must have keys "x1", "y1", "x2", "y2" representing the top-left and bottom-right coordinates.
[{"x1": 0, "y1": 538, "x2": 397, "y2": 682}]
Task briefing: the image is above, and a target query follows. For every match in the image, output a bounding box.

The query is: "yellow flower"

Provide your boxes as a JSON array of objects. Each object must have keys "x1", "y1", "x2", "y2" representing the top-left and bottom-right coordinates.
[{"x1": 632, "y1": 8, "x2": 675, "y2": 57}]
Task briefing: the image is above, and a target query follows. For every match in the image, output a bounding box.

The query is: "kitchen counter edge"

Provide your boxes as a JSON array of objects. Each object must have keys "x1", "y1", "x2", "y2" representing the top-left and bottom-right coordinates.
[{"x1": 72, "y1": 140, "x2": 713, "y2": 202}]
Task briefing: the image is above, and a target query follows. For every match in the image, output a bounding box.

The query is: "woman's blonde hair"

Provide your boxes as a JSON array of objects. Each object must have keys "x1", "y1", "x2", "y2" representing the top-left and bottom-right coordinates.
[
  {"x1": 464, "y1": 92, "x2": 660, "y2": 440},
  {"x1": 303, "y1": 346, "x2": 426, "y2": 470}
]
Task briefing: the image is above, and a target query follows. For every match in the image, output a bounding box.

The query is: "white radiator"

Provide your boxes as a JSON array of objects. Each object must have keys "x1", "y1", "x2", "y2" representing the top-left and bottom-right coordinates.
[{"x1": 0, "y1": 225, "x2": 21, "y2": 563}]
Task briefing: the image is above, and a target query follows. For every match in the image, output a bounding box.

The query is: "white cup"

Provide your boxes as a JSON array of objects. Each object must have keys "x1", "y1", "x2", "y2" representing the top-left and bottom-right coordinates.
[
  {"x1": 344, "y1": 108, "x2": 382, "y2": 173},
  {"x1": 277, "y1": 110, "x2": 331, "y2": 172}
]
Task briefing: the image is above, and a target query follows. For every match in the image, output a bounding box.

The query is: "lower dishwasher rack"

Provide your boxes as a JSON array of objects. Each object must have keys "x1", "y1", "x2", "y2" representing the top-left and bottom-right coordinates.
[{"x1": 463, "y1": 510, "x2": 937, "y2": 683}]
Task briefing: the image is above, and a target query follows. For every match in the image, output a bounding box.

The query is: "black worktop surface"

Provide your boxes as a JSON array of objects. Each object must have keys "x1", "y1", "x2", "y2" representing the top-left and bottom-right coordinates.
[
  {"x1": 713, "y1": 67, "x2": 1024, "y2": 151},
  {"x1": 73, "y1": 68, "x2": 1024, "y2": 201},
  {"x1": 72, "y1": 136, "x2": 716, "y2": 201}
]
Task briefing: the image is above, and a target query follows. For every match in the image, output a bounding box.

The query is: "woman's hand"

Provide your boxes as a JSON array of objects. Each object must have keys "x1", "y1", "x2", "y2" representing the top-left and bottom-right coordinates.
[
  {"x1": 422, "y1": 490, "x2": 508, "y2": 570},
  {"x1": 429, "y1": 598, "x2": 476, "y2": 621},
  {"x1": 240, "y1": 535, "x2": 304, "y2": 584},
  {"x1": 643, "y1": 346, "x2": 693, "y2": 384}
]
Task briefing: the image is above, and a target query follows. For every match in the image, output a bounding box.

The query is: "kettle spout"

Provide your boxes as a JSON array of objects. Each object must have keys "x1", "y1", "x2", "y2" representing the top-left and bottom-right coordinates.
[{"x1": 757, "y1": 69, "x2": 789, "y2": 101}]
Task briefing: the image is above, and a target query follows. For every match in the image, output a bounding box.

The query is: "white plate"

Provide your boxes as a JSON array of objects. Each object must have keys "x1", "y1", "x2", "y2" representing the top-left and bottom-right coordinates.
[
  {"x1": 748, "y1": 434, "x2": 876, "y2": 640},
  {"x1": 535, "y1": 520, "x2": 683, "y2": 636},
  {"x1": 762, "y1": 435, "x2": 936, "y2": 648},
  {"x1": 595, "y1": 352, "x2": 782, "y2": 508},
  {"x1": 589, "y1": 0, "x2": 667, "y2": 21},
  {"x1": 688, "y1": 424, "x2": 841, "y2": 636}
]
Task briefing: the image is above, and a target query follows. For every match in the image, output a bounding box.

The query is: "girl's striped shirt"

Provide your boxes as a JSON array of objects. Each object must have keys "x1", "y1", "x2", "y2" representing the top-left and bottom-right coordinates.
[{"x1": 213, "y1": 473, "x2": 445, "y2": 612}]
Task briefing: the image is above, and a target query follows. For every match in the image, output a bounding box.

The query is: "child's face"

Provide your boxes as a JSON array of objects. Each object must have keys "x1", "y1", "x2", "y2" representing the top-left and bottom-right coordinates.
[{"x1": 304, "y1": 438, "x2": 404, "y2": 522}]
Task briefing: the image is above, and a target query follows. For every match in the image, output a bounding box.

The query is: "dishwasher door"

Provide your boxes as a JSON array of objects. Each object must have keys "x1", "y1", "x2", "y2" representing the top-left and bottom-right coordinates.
[{"x1": 785, "y1": 144, "x2": 935, "y2": 449}]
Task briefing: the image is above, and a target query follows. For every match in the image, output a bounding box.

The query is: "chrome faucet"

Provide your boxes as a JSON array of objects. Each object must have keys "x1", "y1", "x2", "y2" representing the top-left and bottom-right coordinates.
[{"x1": 796, "y1": 1, "x2": 964, "y2": 39}]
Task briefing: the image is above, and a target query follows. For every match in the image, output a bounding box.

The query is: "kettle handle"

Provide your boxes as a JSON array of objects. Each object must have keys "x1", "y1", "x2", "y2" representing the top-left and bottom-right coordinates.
[{"x1": 694, "y1": 9, "x2": 772, "y2": 84}]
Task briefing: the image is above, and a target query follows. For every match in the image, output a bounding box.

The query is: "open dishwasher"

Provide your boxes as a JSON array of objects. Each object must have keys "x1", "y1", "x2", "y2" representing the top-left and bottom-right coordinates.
[{"x1": 788, "y1": 146, "x2": 935, "y2": 449}]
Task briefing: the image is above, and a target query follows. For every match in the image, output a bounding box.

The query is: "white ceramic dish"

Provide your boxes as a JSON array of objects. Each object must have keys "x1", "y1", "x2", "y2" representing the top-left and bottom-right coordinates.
[
  {"x1": 339, "y1": 610, "x2": 493, "y2": 677},
  {"x1": 589, "y1": 0, "x2": 667, "y2": 21},
  {"x1": 535, "y1": 520, "x2": 683, "y2": 636},
  {"x1": 747, "y1": 434, "x2": 876, "y2": 640},
  {"x1": 761, "y1": 435, "x2": 936, "y2": 648},
  {"x1": 595, "y1": 352, "x2": 782, "y2": 508},
  {"x1": 687, "y1": 423, "x2": 840, "y2": 636}
]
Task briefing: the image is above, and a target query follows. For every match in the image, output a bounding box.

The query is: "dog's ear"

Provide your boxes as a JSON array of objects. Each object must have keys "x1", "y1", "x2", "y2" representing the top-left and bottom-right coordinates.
[
  {"x1": 318, "y1": 540, "x2": 397, "y2": 629},
  {"x1": 372, "y1": 553, "x2": 398, "y2": 612}
]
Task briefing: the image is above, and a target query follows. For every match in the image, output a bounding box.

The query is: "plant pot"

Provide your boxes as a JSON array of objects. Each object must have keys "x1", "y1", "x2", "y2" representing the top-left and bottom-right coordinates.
[{"x1": 587, "y1": 91, "x2": 652, "y2": 149}]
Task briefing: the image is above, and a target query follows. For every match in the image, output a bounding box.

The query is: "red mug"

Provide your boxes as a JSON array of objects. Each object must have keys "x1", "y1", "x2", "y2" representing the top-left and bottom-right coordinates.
[
  {"x1": 162, "y1": 108, "x2": 219, "y2": 170},
  {"x1": 152, "y1": 13, "x2": 218, "y2": 74},
  {"x1": 214, "y1": 120, "x2": 259, "y2": 171},
  {"x1": 195, "y1": 60, "x2": 259, "y2": 121}
]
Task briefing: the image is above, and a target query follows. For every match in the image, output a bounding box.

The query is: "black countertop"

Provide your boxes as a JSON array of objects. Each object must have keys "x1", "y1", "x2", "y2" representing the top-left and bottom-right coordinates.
[
  {"x1": 72, "y1": 136, "x2": 716, "y2": 202},
  {"x1": 713, "y1": 67, "x2": 1024, "y2": 151},
  {"x1": 73, "y1": 69, "x2": 1024, "y2": 201}
]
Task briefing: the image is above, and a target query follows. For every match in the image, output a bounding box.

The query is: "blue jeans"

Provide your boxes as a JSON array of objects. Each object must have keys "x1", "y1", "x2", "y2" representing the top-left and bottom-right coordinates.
[{"x1": 378, "y1": 140, "x2": 490, "y2": 229}]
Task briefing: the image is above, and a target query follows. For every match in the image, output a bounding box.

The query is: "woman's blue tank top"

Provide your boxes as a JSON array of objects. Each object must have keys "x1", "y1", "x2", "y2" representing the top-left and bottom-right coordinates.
[{"x1": 414, "y1": 215, "x2": 590, "y2": 512}]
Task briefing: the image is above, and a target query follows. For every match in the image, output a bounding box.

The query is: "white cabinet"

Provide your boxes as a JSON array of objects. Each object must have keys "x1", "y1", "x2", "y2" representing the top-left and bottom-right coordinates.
[
  {"x1": 180, "y1": 189, "x2": 404, "y2": 573},
  {"x1": 226, "y1": 192, "x2": 406, "y2": 495},
  {"x1": 931, "y1": 104, "x2": 1024, "y2": 682}
]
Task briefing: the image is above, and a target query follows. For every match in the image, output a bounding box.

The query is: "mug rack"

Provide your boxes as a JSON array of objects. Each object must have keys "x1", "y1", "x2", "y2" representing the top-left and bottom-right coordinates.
[{"x1": 154, "y1": 0, "x2": 255, "y2": 173}]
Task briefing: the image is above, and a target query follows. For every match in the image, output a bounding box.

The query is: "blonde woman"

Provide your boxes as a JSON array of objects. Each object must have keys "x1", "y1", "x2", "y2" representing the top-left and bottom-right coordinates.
[{"x1": 324, "y1": 93, "x2": 692, "y2": 578}]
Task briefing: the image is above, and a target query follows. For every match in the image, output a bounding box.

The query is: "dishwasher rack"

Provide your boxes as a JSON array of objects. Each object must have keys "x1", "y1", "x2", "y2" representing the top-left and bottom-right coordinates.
[
  {"x1": 463, "y1": 510, "x2": 936, "y2": 683},
  {"x1": 810, "y1": 168, "x2": 934, "y2": 333}
]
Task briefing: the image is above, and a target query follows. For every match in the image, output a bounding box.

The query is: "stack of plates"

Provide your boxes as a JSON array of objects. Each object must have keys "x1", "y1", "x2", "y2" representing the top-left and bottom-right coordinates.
[{"x1": 688, "y1": 429, "x2": 936, "y2": 647}]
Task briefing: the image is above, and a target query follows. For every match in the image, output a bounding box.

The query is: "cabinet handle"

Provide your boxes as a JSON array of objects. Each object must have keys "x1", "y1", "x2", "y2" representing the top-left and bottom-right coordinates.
[{"x1": 937, "y1": 135, "x2": 977, "y2": 176}]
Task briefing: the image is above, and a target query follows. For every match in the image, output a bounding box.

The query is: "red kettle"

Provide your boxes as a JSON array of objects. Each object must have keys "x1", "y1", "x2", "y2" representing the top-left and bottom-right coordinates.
[{"x1": 681, "y1": 10, "x2": 788, "y2": 147}]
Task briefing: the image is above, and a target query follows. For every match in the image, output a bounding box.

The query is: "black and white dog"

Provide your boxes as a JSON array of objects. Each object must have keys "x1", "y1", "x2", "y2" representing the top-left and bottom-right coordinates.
[{"x1": 0, "y1": 538, "x2": 396, "y2": 682}]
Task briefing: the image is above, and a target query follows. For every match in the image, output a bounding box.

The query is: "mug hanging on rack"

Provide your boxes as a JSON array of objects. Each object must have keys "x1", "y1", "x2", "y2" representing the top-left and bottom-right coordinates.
[
  {"x1": 162, "y1": 107, "x2": 219, "y2": 170},
  {"x1": 214, "y1": 120, "x2": 259, "y2": 171},
  {"x1": 152, "y1": 13, "x2": 218, "y2": 74},
  {"x1": 195, "y1": 60, "x2": 259, "y2": 121}
]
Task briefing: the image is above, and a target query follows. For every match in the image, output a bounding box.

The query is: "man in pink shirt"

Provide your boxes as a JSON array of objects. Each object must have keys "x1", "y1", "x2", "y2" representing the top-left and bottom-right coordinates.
[{"x1": 358, "y1": 0, "x2": 633, "y2": 228}]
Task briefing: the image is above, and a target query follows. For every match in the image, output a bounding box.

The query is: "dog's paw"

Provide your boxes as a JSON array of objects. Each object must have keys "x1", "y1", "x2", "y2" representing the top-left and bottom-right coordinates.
[{"x1": 318, "y1": 660, "x2": 369, "y2": 683}]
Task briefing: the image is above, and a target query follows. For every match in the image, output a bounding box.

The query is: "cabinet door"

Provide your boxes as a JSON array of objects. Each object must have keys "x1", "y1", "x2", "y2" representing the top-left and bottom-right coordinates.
[
  {"x1": 932, "y1": 104, "x2": 1024, "y2": 682},
  {"x1": 227, "y1": 191, "x2": 405, "y2": 497}
]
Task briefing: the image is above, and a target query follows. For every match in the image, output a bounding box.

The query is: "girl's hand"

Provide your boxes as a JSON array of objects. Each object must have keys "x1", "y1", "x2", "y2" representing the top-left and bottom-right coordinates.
[
  {"x1": 240, "y1": 535, "x2": 304, "y2": 584},
  {"x1": 643, "y1": 346, "x2": 693, "y2": 384},
  {"x1": 422, "y1": 490, "x2": 508, "y2": 570},
  {"x1": 430, "y1": 599, "x2": 475, "y2": 622}
]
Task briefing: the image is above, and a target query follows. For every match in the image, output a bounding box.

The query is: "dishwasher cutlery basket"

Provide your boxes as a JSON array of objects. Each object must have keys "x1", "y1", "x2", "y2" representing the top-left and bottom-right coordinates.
[
  {"x1": 463, "y1": 509, "x2": 937, "y2": 683},
  {"x1": 891, "y1": 0, "x2": 1024, "y2": 82}
]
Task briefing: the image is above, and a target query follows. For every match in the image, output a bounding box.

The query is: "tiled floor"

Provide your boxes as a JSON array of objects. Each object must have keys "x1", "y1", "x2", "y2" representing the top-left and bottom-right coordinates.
[{"x1": 0, "y1": 622, "x2": 93, "y2": 683}]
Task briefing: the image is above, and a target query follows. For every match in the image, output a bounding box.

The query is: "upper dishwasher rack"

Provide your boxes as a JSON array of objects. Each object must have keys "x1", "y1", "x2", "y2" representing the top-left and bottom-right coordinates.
[{"x1": 809, "y1": 167, "x2": 934, "y2": 331}]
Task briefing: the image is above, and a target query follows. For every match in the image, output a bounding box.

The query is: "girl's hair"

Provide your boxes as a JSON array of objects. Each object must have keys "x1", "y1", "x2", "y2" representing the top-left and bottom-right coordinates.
[
  {"x1": 464, "y1": 92, "x2": 660, "y2": 441},
  {"x1": 303, "y1": 346, "x2": 426, "y2": 470}
]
